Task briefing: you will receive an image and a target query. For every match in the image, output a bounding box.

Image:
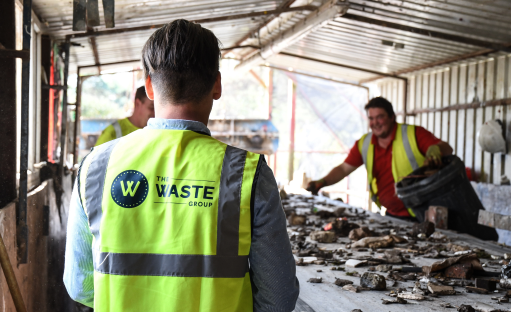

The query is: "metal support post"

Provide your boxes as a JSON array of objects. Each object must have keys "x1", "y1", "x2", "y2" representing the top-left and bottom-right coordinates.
[
  {"x1": 17, "y1": 0, "x2": 33, "y2": 265},
  {"x1": 59, "y1": 40, "x2": 70, "y2": 178},
  {"x1": 72, "y1": 69, "x2": 82, "y2": 184},
  {"x1": 288, "y1": 78, "x2": 296, "y2": 183}
]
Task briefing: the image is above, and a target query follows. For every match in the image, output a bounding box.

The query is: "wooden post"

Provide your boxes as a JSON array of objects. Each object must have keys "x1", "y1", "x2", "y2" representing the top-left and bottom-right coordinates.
[{"x1": 288, "y1": 78, "x2": 296, "y2": 183}]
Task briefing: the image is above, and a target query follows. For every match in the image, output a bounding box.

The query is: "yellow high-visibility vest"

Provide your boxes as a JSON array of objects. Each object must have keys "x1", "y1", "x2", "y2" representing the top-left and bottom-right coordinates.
[
  {"x1": 79, "y1": 129, "x2": 260, "y2": 311},
  {"x1": 357, "y1": 123, "x2": 425, "y2": 216}
]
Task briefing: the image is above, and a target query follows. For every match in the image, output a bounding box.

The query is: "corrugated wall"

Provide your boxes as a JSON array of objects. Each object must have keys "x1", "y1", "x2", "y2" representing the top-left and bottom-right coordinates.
[{"x1": 377, "y1": 53, "x2": 511, "y2": 185}]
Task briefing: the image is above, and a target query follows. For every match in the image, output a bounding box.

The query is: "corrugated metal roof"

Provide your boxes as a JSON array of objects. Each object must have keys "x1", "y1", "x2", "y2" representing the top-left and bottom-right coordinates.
[{"x1": 32, "y1": 0, "x2": 511, "y2": 82}]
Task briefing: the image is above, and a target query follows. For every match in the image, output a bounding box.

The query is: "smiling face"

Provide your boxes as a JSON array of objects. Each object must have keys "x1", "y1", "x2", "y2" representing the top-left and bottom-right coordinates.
[{"x1": 367, "y1": 107, "x2": 395, "y2": 138}]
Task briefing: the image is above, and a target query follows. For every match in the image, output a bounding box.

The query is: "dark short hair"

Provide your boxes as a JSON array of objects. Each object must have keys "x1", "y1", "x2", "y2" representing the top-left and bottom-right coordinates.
[
  {"x1": 364, "y1": 97, "x2": 395, "y2": 118},
  {"x1": 134, "y1": 86, "x2": 148, "y2": 102},
  {"x1": 141, "y1": 19, "x2": 221, "y2": 105}
]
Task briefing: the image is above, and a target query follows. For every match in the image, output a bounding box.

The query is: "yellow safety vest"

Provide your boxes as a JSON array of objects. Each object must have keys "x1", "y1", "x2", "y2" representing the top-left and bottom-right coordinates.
[
  {"x1": 357, "y1": 123, "x2": 425, "y2": 216},
  {"x1": 78, "y1": 129, "x2": 260, "y2": 311}
]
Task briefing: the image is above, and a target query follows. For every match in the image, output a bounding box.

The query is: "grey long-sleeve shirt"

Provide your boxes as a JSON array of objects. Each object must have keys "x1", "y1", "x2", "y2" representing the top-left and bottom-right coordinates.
[{"x1": 63, "y1": 118, "x2": 299, "y2": 311}]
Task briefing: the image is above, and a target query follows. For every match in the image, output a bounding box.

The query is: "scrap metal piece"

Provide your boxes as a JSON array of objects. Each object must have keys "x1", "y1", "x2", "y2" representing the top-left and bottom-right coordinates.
[
  {"x1": 86, "y1": 0, "x2": 100, "y2": 26},
  {"x1": 102, "y1": 0, "x2": 115, "y2": 28},
  {"x1": 475, "y1": 278, "x2": 497, "y2": 291},
  {"x1": 445, "y1": 263, "x2": 473, "y2": 279},
  {"x1": 466, "y1": 286, "x2": 489, "y2": 294},
  {"x1": 73, "y1": 0, "x2": 86, "y2": 31}
]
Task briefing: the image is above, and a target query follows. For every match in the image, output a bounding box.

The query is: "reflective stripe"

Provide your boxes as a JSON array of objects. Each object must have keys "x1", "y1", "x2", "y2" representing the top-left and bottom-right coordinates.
[
  {"x1": 112, "y1": 121, "x2": 122, "y2": 138},
  {"x1": 401, "y1": 124, "x2": 419, "y2": 171},
  {"x1": 84, "y1": 139, "x2": 119, "y2": 266},
  {"x1": 217, "y1": 145, "x2": 247, "y2": 256},
  {"x1": 95, "y1": 253, "x2": 249, "y2": 278},
  {"x1": 361, "y1": 132, "x2": 372, "y2": 166}
]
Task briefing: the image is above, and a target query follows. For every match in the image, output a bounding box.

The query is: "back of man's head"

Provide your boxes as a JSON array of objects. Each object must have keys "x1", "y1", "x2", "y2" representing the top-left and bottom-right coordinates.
[{"x1": 142, "y1": 19, "x2": 221, "y2": 105}]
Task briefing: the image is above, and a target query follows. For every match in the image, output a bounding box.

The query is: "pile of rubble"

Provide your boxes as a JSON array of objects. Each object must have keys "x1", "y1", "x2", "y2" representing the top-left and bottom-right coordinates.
[{"x1": 282, "y1": 192, "x2": 511, "y2": 312}]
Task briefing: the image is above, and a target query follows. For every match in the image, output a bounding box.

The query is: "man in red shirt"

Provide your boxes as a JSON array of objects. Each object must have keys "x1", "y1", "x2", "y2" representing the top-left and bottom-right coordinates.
[{"x1": 307, "y1": 97, "x2": 453, "y2": 219}]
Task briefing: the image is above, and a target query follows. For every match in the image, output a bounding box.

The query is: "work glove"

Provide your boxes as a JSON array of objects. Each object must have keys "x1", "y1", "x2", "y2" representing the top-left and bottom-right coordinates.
[
  {"x1": 425, "y1": 145, "x2": 442, "y2": 166},
  {"x1": 306, "y1": 179, "x2": 326, "y2": 195}
]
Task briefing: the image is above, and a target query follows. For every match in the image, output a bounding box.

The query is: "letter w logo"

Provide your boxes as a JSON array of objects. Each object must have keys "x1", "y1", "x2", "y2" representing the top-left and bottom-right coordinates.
[{"x1": 120, "y1": 181, "x2": 140, "y2": 197}]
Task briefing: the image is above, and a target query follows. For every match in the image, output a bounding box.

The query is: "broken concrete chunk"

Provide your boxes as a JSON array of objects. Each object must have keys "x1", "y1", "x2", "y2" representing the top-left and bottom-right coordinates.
[
  {"x1": 423, "y1": 253, "x2": 482, "y2": 275},
  {"x1": 413, "y1": 282, "x2": 425, "y2": 295},
  {"x1": 397, "y1": 292, "x2": 425, "y2": 301},
  {"x1": 310, "y1": 231, "x2": 336, "y2": 243},
  {"x1": 351, "y1": 235, "x2": 394, "y2": 249},
  {"x1": 376, "y1": 264, "x2": 393, "y2": 272},
  {"x1": 457, "y1": 305, "x2": 475, "y2": 312},
  {"x1": 307, "y1": 277, "x2": 322, "y2": 283},
  {"x1": 333, "y1": 208, "x2": 346, "y2": 217},
  {"x1": 349, "y1": 227, "x2": 374, "y2": 241},
  {"x1": 475, "y1": 278, "x2": 497, "y2": 291},
  {"x1": 384, "y1": 249, "x2": 406, "y2": 264},
  {"x1": 342, "y1": 284, "x2": 359, "y2": 293},
  {"x1": 381, "y1": 297, "x2": 407, "y2": 304},
  {"x1": 350, "y1": 310, "x2": 362, "y2": 312},
  {"x1": 360, "y1": 272, "x2": 386, "y2": 290},
  {"x1": 411, "y1": 221, "x2": 435, "y2": 237},
  {"x1": 427, "y1": 283, "x2": 455, "y2": 295},
  {"x1": 465, "y1": 286, "x2": 489, "y2": 294},
  {"x1": 287, "y1": 212, "x2": 306, "y2": 225},
  {"x1": 440, "y1": 303, "x2": 453, "y2": 308},
  {"x1": 346, "y1": 259, "x2": 368, "y2": 268},
  {"x1": 430, "y1": 231, "x2": 447, "y2": 240},
  {"x1": 334, "y1": 278, "x2": 354, "y2": 287},
  {"x1": 473, "y1": 302, "x2": 500, "y2": 312},
  {"x1": 444, "y1": 263, "x2": 473, "y2": 279},
  {"x1": 447, "y1": 243, "x2": 470, "y2": 253}
]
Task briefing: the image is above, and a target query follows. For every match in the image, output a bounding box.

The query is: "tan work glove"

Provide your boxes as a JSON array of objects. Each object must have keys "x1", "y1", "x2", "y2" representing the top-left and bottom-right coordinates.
[
  {"x1": 425, "y1": 145, "x2": 442, "y2": 166},
  {"x1": 306, "y1": 179, "x2": 326, "y2": 195}
]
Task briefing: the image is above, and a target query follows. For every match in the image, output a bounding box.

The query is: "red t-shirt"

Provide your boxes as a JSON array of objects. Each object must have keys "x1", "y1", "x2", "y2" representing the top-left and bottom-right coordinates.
[{"x1": 345, "y1": 123, "x2": 441, "y2": 217}]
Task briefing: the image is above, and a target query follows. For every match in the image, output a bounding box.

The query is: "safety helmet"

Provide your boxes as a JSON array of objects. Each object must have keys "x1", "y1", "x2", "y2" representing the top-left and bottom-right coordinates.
[{"x1": 478, "y1": 119, "x2": 506, "y2": 153}]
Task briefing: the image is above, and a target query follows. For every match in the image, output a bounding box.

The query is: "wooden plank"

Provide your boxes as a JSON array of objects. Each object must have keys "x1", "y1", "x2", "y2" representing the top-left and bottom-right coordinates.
[
  {"x1": 428, "y1": 72, "x2": 435, "y2": 133},
  {"x1": 465, "y1": 63, "x2": 478, "y2": 171},
  {"x1": 415, "y1": 74, "x2": 422, "y2": 126},
  {"x1": 397, "y1": 80, "x2": 404, "y2": 123},
  {"x1": 484, "y1": 59, "x2": 495, "y2": 183},
  {"x1": 457, "y1": 65, "x2": 468, "y2": 161},
  {"x1": 494, "y1": 56, "x2": 507, "y2": 184},
  {"x1": 407, "y1": 76, "x2": 415, "y2": 125},
  {"x1": 475, "y1": 61, "x2": 487, "y2": 182},
  {"x1": 392, "y1": 80, "x2": 402, "y2": 123},
  {"x1": 434, "y1": 71, "x2": 443, "y2": 138},
  {"x1": 422, "y1": 73, "x2": 429, "y2": 127},
  {"x1": 449, "y1": 66, "x2": 459, "y2": 155},
  {"x1": 505, "y1": 56, "x2": 511, "y2": 181},
  {"x1": 441, "y1": 70, "x2": 450, "y2": 141}
]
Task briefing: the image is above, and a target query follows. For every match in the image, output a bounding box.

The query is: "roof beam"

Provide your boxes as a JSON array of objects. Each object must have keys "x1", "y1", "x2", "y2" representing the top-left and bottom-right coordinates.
[
  {"x1": 221, "y1": 0, "x2": 297, "y2": 58},
  {"x1": 88, "y1": 35, "x2": 101, "y2": 73},
  {"x1": 342, "y1": 13, "x2": 511, "y2": 53},
  {"x1": 67, "y1": 5, "x2": 317, "y2": 40},
  {"x1": 279, "y1": 52, "x2": 407, "y2": 80},
  {"x1": 235, "y1": 0, "x2": 349, "y2": 72},
  {"x1": 360, "y1": 42, "x2": 511, "y2": 83}
]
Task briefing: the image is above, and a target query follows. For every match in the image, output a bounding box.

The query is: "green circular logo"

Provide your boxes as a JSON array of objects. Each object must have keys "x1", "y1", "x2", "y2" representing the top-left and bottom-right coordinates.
[{"x1": 111, "y1": 170, "x2": 149, "y2": 208}]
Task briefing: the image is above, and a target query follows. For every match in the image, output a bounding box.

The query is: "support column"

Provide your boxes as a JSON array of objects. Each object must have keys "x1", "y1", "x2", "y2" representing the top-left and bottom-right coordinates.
[
  {"x1": 268, "y1": 68, "x2": 273, "y2": 120},
  {"x1": 0, "y1": 0, "x2": 16, "y2": 208},
  {"x1": 288, "y1": 78, "x2": 296, "y2": 183}
]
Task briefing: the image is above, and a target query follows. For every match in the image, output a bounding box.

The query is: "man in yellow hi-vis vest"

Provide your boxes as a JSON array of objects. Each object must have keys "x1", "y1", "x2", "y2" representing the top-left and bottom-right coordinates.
[
  {"x1": 64, "y1": 19, "x2": 299, "y2": 311},
  {"x1": 95, "y1": 86, "x2": 155, "y2": 146},
  {"x1": 307, "y1": 97, "x2": 453, "y2": 220}
]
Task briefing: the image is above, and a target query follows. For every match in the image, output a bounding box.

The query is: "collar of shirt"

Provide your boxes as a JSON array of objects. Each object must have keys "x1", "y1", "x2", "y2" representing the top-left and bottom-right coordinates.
[
  {"x1": 371, "y1": 122, "x2": 398, "y2": 150},
  {"x1": 145, "y1": 118, "x2": 211, "y2": 136}
]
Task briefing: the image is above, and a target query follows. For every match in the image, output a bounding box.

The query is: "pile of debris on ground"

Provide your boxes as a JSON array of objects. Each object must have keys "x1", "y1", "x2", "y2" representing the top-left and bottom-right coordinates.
[{"x1": 283, "y1": 191, "x2": 511, "y2": 311}]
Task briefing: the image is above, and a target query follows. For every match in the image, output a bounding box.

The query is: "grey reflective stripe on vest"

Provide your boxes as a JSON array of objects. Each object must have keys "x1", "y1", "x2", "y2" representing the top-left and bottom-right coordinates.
[
  {"x1": 361, "y1": 132, "x2": 372, "y2": 166},
  {"x1": 112, "y1": 121, "x2": 122, "y2": 138},
  {"x1": 84, "y1": 142, "x2": 249, "y2": 278},
  {"x1": 95, "y1": 253, "x2": 249, "y2": 278},
  {"x1": 84, "y1": 139, "x2": 119, "y2": 259},
  {"x1": 217, "y1": 145, "x2": 247, "y2": 256},
  {"x1": 401, "y1": 124, "x2": 419, "y2": 170}
]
